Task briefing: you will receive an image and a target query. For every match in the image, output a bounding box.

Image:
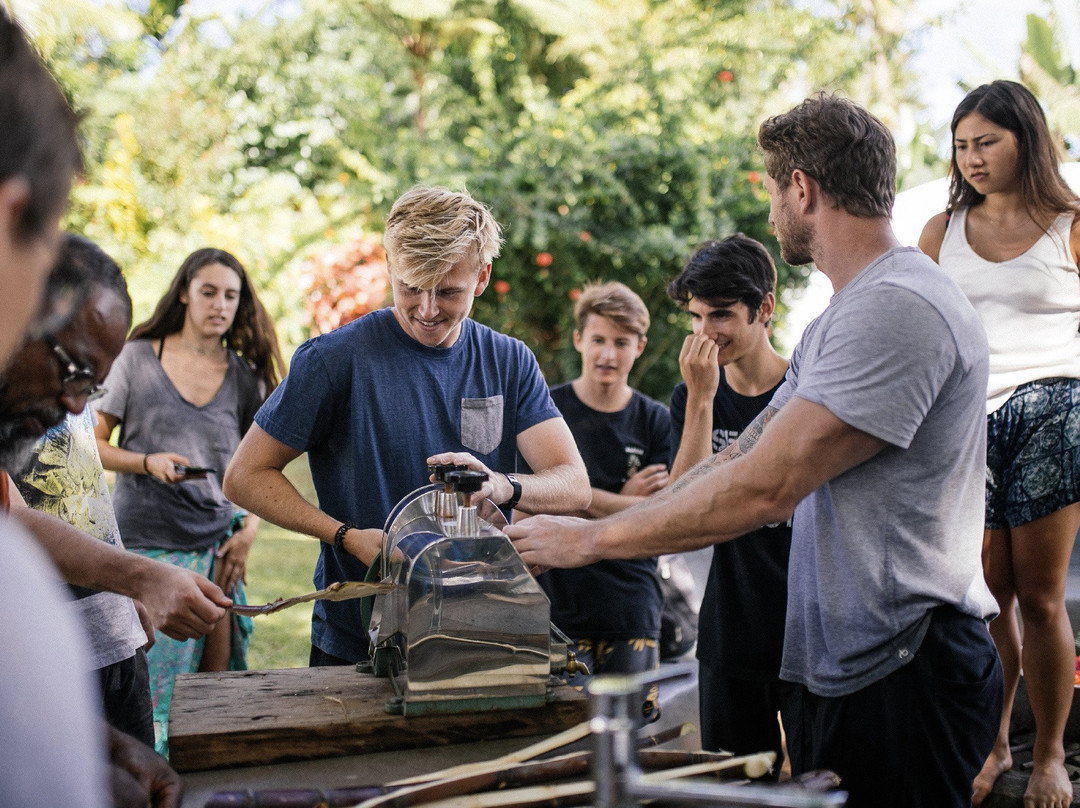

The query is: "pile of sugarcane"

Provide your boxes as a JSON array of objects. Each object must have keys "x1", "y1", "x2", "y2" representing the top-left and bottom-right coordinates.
[{"x1": 203, "y1": 722, "x2": 841, "y2": 808}]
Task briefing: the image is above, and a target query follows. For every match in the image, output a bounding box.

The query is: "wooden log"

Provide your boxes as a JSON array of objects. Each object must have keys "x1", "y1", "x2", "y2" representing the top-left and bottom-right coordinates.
[
  {"x1": 204, "y1": 786, "x2": 389, "y2": 807},
  {"x1": 168, "y1": 668, "x2": 589, "y2": 772},
  {"x1": 637, "y1": 721, "x2": 695, "y2": 749},
  {"x1": 202, "y1": 749, "x2": 741, "y2": 808},
  {"x1": 356, "y1": 752, "x2": 592, "y2": 808}
]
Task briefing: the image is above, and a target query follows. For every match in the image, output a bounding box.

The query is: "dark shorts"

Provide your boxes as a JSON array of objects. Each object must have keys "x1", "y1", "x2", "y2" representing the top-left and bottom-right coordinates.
[
  {"x1": 780, "y1": 606, "x2": 1002, "y2": 808},
  {"x1": 561, "y1": 638, "x2": 661, "y2": 721},
  {"x1": 698, "y1": 661, "x2": 784, "y2": 780},
  {"x1": 986, "y1": 377, "x2": 1080, "y2": 529},
  {"x1": 99, "y1": 649, "x2": 154, "y2": 749},
  {"x1": 309, "y1": 644, "x2": 355, "y2": 667}
]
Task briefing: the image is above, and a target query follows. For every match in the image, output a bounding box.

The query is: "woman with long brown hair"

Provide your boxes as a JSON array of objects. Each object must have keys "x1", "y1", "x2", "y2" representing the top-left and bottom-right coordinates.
[
  {"x1": 920, "y1": 80, "x2": 1080, "y2": 808},
  {"x1": 94, "y1": 247, "x2": 283, "y2": 755}
]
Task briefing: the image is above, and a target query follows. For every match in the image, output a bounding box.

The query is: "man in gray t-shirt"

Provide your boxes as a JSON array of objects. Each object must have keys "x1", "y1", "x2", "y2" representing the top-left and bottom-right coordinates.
[{"x1": 508, "y1": 95, "x2": 1002, "y2": 808}]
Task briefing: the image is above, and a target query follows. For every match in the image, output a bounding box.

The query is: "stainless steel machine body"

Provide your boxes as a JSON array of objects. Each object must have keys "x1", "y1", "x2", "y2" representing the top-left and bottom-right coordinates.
[{"x1": 368, "y1": 472, "x2": 578, "y2": 716}]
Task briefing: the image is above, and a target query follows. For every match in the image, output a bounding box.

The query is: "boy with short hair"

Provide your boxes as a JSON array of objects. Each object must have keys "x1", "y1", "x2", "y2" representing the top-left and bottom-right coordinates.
[
  {"x1": 543, "y1": 281, "x2": 671, "y2": 677},
  {"x1": 224, "y1": 186, "x2": 589, "y2": 666},
  {"x1": 667, "y1": 234, "x2": 791, "y2": 769}
]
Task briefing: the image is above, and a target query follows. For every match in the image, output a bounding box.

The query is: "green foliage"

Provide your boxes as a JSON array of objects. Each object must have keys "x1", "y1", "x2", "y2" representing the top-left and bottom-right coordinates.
[
  {"x1": 35, "y1": 0, "x2": 929, "y2": 398},
  {"x1": 469, "y1": 133, "x2": 777, "y2": 400},
  {"x1": 1025, "y1": 12, "x2": 1076, "y2": 87},
  {"x1": 245, "y1": 457, "x2": 320, "y2": 670},
  {"x1": 1020, "y1": 11, "x2": 1080, "y2": 157}
]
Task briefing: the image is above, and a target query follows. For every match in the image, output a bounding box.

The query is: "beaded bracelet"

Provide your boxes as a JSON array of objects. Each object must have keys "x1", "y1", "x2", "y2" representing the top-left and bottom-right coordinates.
[{"x1": 333, "y1": 522, "x2": 358, "y2": 553}]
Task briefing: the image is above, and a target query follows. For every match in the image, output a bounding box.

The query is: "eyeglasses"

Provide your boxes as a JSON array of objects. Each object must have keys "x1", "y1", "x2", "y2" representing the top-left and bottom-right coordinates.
[{"x1": 44, "y1": 335, "x2": 107, "y2": 402}]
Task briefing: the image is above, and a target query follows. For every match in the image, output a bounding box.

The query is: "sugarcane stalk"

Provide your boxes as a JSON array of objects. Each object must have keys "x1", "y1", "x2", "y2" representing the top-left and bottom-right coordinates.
[
  {"x1": 386, "y1": 721, "x2": 591, "y2": 787},
  {"x1": 639, "y1": 751, "x2": 776, "y2": 782},
  {"x1": 406, "y1": 781, "x2": 595, "y2": 808}
]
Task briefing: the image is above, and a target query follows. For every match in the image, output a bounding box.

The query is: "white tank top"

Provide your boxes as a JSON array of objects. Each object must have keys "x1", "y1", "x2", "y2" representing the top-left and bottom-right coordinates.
[{"x1": 940, "y1": 207, "x2": 1080, "y2": 413}]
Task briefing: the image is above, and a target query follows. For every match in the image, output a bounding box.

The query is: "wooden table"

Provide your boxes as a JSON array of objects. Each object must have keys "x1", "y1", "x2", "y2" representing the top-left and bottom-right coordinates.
[{"x1": 169, "y1": 667, "x2": 590, "y2": 773}]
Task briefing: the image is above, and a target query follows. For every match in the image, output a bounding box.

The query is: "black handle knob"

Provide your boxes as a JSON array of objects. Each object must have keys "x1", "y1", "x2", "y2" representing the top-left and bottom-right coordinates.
[
  {"x1": 429, "y1": 463, "x2": 466, "y2": 483},
  {"x1": 446, "y1": 469, "x2": 487, "y2": 494}
]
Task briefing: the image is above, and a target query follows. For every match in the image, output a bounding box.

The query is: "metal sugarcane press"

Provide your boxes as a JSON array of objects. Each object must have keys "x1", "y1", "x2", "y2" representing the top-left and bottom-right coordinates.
[{"x1": 365, "y1": 465, "x2": 586, "y2": 716}]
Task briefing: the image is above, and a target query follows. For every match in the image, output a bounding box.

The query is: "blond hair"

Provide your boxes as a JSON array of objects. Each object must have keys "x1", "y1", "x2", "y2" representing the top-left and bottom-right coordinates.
[
  {"x1": 383, "y1": 186, "x2": 503, "y2": 288},
  {"x1": 574, "y1": 281, "x2": 650, "y2": 338}
]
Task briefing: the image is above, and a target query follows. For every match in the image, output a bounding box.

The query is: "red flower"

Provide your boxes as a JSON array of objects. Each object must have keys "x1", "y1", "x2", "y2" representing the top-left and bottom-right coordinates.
[
  {"x1": 747, "y1": 170, "x2": 761, "y2": 184},
  {"x1": 568, "y1": 288, "x2": 581, "y2": 301},
  {"x1": 535, "y1": 252, "x2": 553, "y2": 267},
  {"x1": 579, "y1": 231, "x2": 592, "y2": 242},
  {"x1": 717, "y1": 70, "x2": 734, "y2": 83},
  {"x1": 494, "y1": 279, "x2": 510, "y2": 295}
]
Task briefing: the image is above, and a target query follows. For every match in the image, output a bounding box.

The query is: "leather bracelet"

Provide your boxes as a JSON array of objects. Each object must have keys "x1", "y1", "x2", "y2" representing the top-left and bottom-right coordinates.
[
  {"x1": 503, "y1": 473, "x2": 522, "y2": 510},
  {"x1": 143, "y1": 453, "x2": 150, "y2": 474},
  {"x1": 333, "y1": 522, "x2": 358, "y2": 553}
]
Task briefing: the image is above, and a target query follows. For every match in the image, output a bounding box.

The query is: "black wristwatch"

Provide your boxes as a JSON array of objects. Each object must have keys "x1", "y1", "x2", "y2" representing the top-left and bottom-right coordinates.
[{"x1": 503, "y1": 473, "x2": 522, "y2": 509}]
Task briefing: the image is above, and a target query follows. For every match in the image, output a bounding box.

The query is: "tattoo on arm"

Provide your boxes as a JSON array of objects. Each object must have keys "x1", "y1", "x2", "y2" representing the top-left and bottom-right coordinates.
[{"x1": 668, "y1": 406, "x2": 779, "y2": 493}]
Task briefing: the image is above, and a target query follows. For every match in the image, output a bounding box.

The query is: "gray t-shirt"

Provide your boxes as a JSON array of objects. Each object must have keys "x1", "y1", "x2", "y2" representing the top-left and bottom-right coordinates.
[
  {"x1": 96, "y1": 339, "x2": 261, "y2": 552},
  {"x1": 14, "y1": 409, "x2": 145, "y2": 671},
  {"x1": 771, "y1": 247, "x2": 998, "y2": 697}
]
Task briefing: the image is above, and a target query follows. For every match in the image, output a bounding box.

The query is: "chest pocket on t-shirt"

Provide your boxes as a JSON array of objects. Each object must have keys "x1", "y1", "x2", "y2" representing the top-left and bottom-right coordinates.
[{"x1": 461, "y1": 396, "x2": 504, "y2": 456}]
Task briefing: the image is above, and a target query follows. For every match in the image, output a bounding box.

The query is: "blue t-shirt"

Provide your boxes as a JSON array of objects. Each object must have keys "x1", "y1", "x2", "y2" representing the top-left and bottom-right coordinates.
[
  {"x1": 255, "y1": 308, "x2": 561, "y2": 661},
  {"x1": 541, "y1": 383, "x2": 670, "y2": 639}
]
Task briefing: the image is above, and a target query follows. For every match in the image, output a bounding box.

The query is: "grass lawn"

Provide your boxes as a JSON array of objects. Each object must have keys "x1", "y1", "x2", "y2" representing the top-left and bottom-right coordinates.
[{"x1": 243, "y1": 456, "x2": 322, "y2": 670}]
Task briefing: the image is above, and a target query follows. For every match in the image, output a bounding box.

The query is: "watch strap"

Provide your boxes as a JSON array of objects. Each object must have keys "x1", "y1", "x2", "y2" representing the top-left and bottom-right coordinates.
[{"x1": 503, "y1": 473, "x2": 522, "y2": 509}]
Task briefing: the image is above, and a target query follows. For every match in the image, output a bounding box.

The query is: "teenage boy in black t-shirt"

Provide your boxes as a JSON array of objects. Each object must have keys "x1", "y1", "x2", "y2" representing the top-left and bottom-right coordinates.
[
  {"x1": 544, "y1": 282, "x2": 672, "y2": 681},
  {"x1": 668, "y1": 235, "x2": 791, "y2": 772}
]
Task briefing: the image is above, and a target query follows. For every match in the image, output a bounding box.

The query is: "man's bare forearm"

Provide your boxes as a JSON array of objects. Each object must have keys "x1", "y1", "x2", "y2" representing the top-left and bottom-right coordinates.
[
  {"x1": 669, "y1": 403, "x2": 713, "y2": 481},
  {"x1": 223, "y1": 464, "x2": 341, "y2": 542},
  {"x1": 10, "y1": 505, "x2": 230, "y2": 640},
  {"x1": 12, "y1": 506, "x2": 148, "y2": 593},
  {"x1": 667, "y1": 405, "x2": 779, "y2": 495},
  {"x1": 507, "y1": 462, "x2": 591, "y2": 516}
]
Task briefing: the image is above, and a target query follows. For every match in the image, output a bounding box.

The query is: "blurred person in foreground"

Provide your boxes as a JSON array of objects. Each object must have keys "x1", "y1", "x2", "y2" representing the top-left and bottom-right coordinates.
[
  {"x1": 0, "y1": 13, "x2": 188, "y2": 806},
  {"x1": 0, "y1": 9, "x2": 111, "y2": 808},
  {"x1": 506, "y1": 94, "x2": 1001, "y2": 808},
  {"x1": 224, "y1": 185, "x2": 589, "y2": 666}
]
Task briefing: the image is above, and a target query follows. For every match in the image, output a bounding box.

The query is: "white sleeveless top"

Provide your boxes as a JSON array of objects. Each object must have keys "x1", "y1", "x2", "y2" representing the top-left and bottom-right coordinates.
[{"x1": 940, "y1": 207, "x2": 1080, "y2": 414}]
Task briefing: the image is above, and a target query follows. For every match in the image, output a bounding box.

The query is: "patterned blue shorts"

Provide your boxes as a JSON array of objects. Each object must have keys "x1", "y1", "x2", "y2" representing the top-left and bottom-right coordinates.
[{"x1": 985, "y1": 377, "x2": 1080, "y2": 529}]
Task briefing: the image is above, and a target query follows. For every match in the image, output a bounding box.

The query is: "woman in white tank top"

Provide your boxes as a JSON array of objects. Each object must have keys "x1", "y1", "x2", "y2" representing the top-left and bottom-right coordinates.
[{"x1": 920, "y1": 81, "x2": 1080, "y2": 808}]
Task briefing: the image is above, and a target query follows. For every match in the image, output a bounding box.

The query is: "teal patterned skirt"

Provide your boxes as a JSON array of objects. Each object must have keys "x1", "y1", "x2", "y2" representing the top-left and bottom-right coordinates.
[{"x1": 130, "y1": 515, "x2": 253, "y2": 757}]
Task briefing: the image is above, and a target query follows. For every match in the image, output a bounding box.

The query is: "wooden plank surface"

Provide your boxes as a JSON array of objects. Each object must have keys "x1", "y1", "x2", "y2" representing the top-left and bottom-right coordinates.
[{"x1": 169, "y1": 668, "x2": 589, "y2": 772}]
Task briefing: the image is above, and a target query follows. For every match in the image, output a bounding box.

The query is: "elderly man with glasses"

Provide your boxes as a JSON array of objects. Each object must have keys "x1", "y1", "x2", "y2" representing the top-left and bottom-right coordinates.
[
  {"x1": 1, "y1": 235, "x2": 232, "y2": 767},
  {"x1": 0, "y1": 233, "x2": 128, "y2": 470}
]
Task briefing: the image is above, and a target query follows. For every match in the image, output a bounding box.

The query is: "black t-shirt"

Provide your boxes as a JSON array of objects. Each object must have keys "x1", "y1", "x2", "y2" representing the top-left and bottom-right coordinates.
[
  {"x1": 540, "y1": 383, "x2": 672, "y2": 639},
  {"x1": 670, "y1": 370, "x2": 791, "y2": 679}
]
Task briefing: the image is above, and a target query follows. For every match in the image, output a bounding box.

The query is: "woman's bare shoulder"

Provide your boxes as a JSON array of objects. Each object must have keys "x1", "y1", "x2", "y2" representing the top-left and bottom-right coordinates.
[{"x1": 917, "y1": 211, "x2": 951, "y2": 263}]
